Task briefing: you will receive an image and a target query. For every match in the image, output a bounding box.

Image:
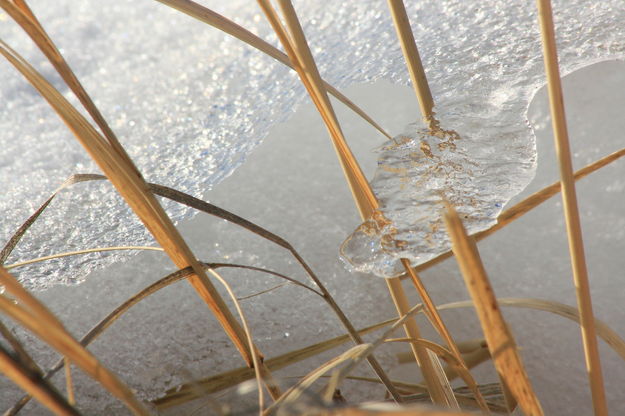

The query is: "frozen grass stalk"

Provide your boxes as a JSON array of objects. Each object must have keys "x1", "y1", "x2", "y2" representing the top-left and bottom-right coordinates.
[
  {"x1": 536, "y1": 0, "x2": 608, "y2": 414},
  {"x1": 444, "y1": 205, "x2": 544, "y2": 415}
]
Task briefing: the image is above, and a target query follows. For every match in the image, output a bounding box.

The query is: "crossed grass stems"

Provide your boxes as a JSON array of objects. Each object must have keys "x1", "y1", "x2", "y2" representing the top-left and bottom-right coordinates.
[{"x1": 0, "y1": 0, "x2": 621, "y2": 414}]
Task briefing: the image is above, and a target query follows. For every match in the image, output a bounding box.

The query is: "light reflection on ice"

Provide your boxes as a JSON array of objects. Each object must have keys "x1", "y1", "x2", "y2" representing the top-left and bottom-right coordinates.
[{"x1": 0, "y1": 0, "x2": 624, "y2": 287}]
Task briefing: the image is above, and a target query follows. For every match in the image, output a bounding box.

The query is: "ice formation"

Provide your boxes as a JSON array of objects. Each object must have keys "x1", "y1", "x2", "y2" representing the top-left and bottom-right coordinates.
[
  {"x1": 1, "y1": 1, "x2": 624, "y2": 287},
  {"x1": 340, "y1": 2, "x2": 625, "y2": 277}
]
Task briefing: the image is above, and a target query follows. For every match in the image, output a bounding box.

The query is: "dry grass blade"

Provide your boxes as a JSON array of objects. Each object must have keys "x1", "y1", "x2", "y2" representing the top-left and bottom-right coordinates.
[
  {"x1": 536, "y1": 1, "x2": 607, "y2": 413},
  {"x1": 319, "y1": 302, "x2": 425, "y2": 406},
  {"x1": 385, "y1": 337, "x2": 463, "y2": 369},
  {"x1": 207, "y1": 269, "x2": 275, "y2": 411},
  {"x1": 149, "y1": 182, "x2": 293, "y2": 249},
  {"x1": 259, "y1": 0, "x2": 378, "y2": 218},
  {"x1": 265, "y1": 344, "x2": 371, "y2": 414},
  {"x1": 385, "y1": 278, "x2": 454, "y2": 407},
  {"x1": 260, "y1": 1, "x2": 461, "y2": 404},
  {"x1": 402, "y1": 261, "x2": 488, "y2": 413},
  {"x1": 439, "y1": 298, "x2": 625, "y2": 362},
  {"x1": 152, "y1": 0, "x2": 392, "y2": 140},
  {"x1": 0, "y1": 174, "x2": 104, "y2": 264},
  {"x1": 0, "y1": 344, "x2": 80, "y2": 416},
  {"x1": 413, "y1": 145, "x2": 625, "y2": 274},
  {"x1": 151, "y1": 178, "x2": 392, "y2": 389},
  {"x1": 0, "y1": 319, "x2": 41, "y2": 376},
  {"x1": 294, "y1": 374, "x2": 427, "y2": 396},
  {"x1": 63, "y1": 358, "x2": 75, "y2": 406},
  {"x1": 0, "y1": 268, "x2": 149, "y2": 415},
  {"x1": 405, "y1": 382, "x2": 509, "y2": 413},
  {"x1": 236, "y1": 282, "x2": 289, "y2": 301},
  {"x1": 386, "y1": 0, "x2": 435, "y2": 127},
  {"x1": 325, "y1": 407, "x2": 473, "y2": 416},
  {"x1": 5, "y1": 246, "x2": 164, "y2": 270},
  {"x1": 444, "y1": 205, "x2": 543, "y2": 416},
  {"x1": 153, "y1": 318, "x2": 395, "y2": 409},
  {"x1": 0, "y1": 38, "x2": 258, "y2": 369},
  {"x1": 397, "y1": 338, "x2": 489, "y2": 367},
  {"x1": 154, "y1": 292, "x2": 622, "y2": 410}
]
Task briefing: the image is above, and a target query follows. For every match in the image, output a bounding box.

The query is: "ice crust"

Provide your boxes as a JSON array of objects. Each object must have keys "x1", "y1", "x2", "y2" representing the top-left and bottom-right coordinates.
[{"x1": 1, "y1": 0, "x2": 624, "y2": 288}]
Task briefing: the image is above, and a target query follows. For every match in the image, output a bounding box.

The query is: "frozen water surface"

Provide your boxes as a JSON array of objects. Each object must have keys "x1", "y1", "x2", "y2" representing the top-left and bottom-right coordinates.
[{"x1": 0, "y1": 1, "x2": 623, "y2": 289}]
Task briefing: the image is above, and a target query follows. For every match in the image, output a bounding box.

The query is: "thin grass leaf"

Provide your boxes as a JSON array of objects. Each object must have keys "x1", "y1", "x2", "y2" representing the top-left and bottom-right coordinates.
[
  {"x1": 0, "y1": 174, "x2": 104, "y2": 264},
  {"x1": 295, "y1": 371, "x2": 508, "y2": 412},
  {"x1": 439, "y1": 298, "x2": 625, "y2": 362},
  {"x1": 404, "y1": 382, "x2": 509, "y2": 414},
  {"x1": 5, "y1": 246, "x2": 164, "y2": 270},
  {"x1": 236, "y1": 282, "x2": 290, "y2": 301},
  {"x1": 324, "y1": 407, "x2": 474, "y2": 416},
  {"x1": 317, "y1": 302, "x2": 425, "y2": 407},
  {"x1": 396, "y1": 338, "x2": 488, "y2": 365},
  {"x1": 386, "y1": 0, "x2": 435, "y2": 127},
  {"x1": 381, "y1": 10, "x2": 493, "y2": 405},
  {"x1": 207, "y1": 268, "x2": 278, "y2": 407},
  {"x1": 152, "y1": 0, "x2": 392, "y2": 140},
  {"x1": 0, "y1": 37, "x2": 258, "y2": 368},
  {"x1": 444, "y1": 205, "x2": 543, "y2": 416},
  {"x1": 385, "y1": 277, "x2": 454, "y2": 406},
  {"x1": 283, "y1": 374, "x2": 427, "y2": 395},
  {"x1": 152, "y1": 318, "x2": 395, "y2": 409},
  {"x1": 0, "y1": 319, "x2": 41, "y2": 376},
  {"x1": 402, "y1": 261, "x2": 488, "y2": 412},
  {"x1": 385, "y1": 338, "x2": 462, "y2": 368},
  {"x1": 536, "y1": 1, "x2": 607, "y2": 413},
  {"x1": 155, "y1": 289, "x2": 625, "y2": 410},
  {"x1": 0, "y1": 268, "x2": 150, "y2": 415},
  {"x1": 265, "y1": 344, "x2": 371, "y2": 414},
  {"x1": 258, "y1": 2, "x2": 460, "y2": 405},
  {"x1": 63, "y1": 358, "x2": 75, "y2": 407},
  {"x1": 378, "y1": 335, "x2": 463, "y2": 409},
  {"x1": 150, "y1": 179, "x2": 397, "y2": 399},
  {"x1": 0, "y1": 344, "x2": 80, "y2": 416}
]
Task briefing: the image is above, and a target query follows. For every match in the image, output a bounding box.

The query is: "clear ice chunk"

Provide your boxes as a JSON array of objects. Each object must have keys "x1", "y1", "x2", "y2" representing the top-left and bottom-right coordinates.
[
  {"x1": 1, "y1": 0, "x2": 624, "y2": 288},
  {"x1": 340, "y1": 124, "x2": 532, "y2": 277}
]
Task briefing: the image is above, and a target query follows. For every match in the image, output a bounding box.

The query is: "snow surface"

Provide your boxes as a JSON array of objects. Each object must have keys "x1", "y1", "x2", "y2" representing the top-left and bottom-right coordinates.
[
  {"x1": 2, "y1": 0, "x2": 625, "y2": 287},
  {"x1": 1, "y1": 0, "x2": 625, "y2": 415}
]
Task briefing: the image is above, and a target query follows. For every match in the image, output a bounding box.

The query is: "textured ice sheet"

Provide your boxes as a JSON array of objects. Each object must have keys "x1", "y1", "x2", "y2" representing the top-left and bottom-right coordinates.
[{"x1": 0, "y1": 1, "x2": 624, "y2": 288}]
